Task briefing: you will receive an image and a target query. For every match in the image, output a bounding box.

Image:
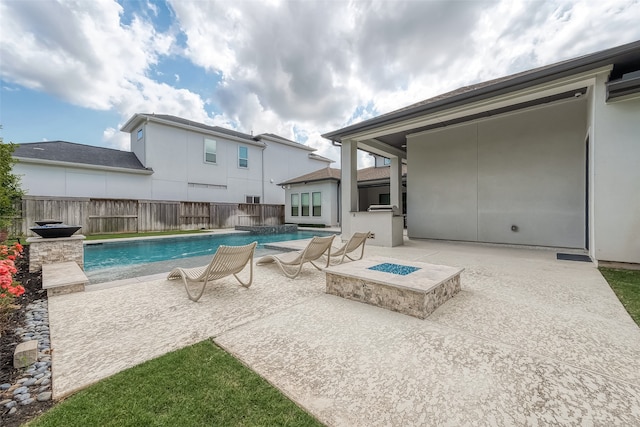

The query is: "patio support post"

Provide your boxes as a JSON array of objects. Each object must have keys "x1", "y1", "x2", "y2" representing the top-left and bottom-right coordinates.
[
  {"x1": 341, "y1": 139, "x2": 358, "y2": 237},
  {"x1": 390, "y1": 156, "x2": 403, "y2": 215}
]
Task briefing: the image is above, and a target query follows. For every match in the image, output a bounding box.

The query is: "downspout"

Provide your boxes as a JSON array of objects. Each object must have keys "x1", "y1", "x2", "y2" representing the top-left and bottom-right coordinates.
[
  {"x1": 261, "y1": 144, "x2": 266, "y2": 203},
  {"x1": 337, "y1": 180, "x2": 341, "y2": 226},
  {"x1": 333, "y1": 138, "x2": 342, "y2": 227}
]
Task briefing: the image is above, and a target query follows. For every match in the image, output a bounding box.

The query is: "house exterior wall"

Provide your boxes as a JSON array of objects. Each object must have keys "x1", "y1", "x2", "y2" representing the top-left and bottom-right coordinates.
[
  {"x1": 407, "y1": 98, "x2": 587, "y2": 248},
  {"x1": 591, "y1": 74, "x2": 640, "y2": 264},
  {"x1": 141, "y1": 122, "x2": 265, "y2": 203},
  {"x1": 13, "y1": 163, "x2": 152, "y2": 200},
  {"x1": 283, "y1": 181, "x2": 338, "y2": 226},
  {"x1": 16, "y1": 119, "x2": 332, "y2": 207},
  {"x1": 262, "y1": 143, "x2": 330, "y2": 205},
  {"x1": 130, "y1": 122, "x2": 146, "y2": 165}
]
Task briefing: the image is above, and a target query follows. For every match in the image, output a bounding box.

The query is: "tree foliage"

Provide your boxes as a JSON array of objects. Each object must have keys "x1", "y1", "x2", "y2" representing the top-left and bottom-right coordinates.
[{"x1": 0, "y1": 138, "x2": 24, "y2": 230}]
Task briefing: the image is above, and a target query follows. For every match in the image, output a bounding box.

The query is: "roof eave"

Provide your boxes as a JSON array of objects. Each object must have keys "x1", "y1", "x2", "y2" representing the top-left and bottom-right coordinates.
[
  {"x1": 308, "y1": 153, "x2": 334, "y2": 163},
  {"x1": 120, "y1": 114, "x2": 146, "y2": 133},
  {"x1": 257, "y1": 134, "x2": 316, "y2": 152},
  {"x1": 122, "y1": 114, "x2": 265, "y2": 147},
  {"x1": 278, "y1": 177, "x2": 340, "y2": 186},
  {"x1": 323, "y1": 40, "x2": 640, "y2": 140},
  {"x1": 14, "y1": 157, "x2": 154, "y2": 175}
]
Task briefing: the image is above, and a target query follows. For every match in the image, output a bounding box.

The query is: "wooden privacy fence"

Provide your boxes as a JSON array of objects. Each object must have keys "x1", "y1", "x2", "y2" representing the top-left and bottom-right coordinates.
[{"x1": 11, "y1": 196, "x2": 285, "y2": 236}]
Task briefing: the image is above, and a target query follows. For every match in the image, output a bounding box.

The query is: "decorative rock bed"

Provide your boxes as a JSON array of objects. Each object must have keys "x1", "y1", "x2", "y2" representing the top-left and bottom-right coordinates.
[{"x1": 1, "y1": 299, "x2": 52, "y2": 416}]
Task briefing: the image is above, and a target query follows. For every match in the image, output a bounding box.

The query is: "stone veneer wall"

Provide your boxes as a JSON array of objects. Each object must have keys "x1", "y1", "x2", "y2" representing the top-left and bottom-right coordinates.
[
  {"x1": 326, "y1": 273, "x2": 461, "y2": 319},
  {"x1": 27, "y1": 236, "x2": 85, "y2": 273}
]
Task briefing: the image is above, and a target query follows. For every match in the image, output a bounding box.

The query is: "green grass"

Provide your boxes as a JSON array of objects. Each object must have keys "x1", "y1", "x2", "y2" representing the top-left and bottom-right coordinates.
[
  {"x1": 84, "y1": 229, "x2": 209, "y2": 241},
  {"x1": 29, "y1": 340, "x2": 323, "y2": 427},
  {"x1": 599, "y1": 267, "x2": 640, "y2": 326}
]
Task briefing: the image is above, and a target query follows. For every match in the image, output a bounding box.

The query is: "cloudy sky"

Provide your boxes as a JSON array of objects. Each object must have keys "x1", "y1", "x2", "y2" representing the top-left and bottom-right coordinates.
[{"x1": 1, "y1": 0, "x2": 639, "y2": 167}]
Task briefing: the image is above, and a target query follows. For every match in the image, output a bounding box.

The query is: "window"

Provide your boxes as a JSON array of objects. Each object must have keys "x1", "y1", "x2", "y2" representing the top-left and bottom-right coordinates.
[
  {"x1": 291, "y1": 194, "x2": 299, "y2": 216},
  {"x1": 246, "y1": 196, "x2": 260, "y2": 204},
  {"x1": 312, "y1": 192, "x2": 321, "y2": 217},
  {"x1": 238, "y1": 146, "x2": 248, "y2": 168},
  {"x1": 301, "y1": 193, "x2": 310, "y2": 216},
  {"x1": 137, "y1": 129, "x2": 143, "y2": 140},
  {"x1": 383, "y1": 157, "x2": 391, "y2": 165},
  {"x1": 204, "y1": 139, "x2": 217, "y2": 164},
  {"x1": 379, "y1": 193, "x2": 390, "y2": 205}
]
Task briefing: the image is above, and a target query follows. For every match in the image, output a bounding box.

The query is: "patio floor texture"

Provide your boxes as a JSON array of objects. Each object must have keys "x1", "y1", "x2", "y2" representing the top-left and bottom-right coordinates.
[{"x1": 47, "y1": 239, "x2": 640, "y2": 426}]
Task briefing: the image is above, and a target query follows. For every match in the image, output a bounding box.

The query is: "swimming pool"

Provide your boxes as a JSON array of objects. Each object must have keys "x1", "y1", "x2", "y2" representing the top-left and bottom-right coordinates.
[{"x1": 84, "y1": 231, "x2": 334, "y2": 271}]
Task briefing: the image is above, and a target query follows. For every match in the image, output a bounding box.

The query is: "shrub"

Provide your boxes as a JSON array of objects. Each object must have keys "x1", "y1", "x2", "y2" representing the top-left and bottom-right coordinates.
[
  {"x1": 0, "y1": 242, "x2": 25, "y2": 332},
  {"x1": 0, "y1": 139, "x2": 24, "y2": 232}
]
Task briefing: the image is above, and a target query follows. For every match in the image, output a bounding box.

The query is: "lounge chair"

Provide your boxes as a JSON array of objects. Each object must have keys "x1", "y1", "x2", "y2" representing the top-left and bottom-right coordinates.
[
  {"x1": 330, "y1": 231, "x2": 370, "y2": 264},
  {"x1": 167, "y1": 241, "x2": 257, "y2": 302},
  {"x1": 256, "y1": 235, "x2": 335, "y2": 279}
]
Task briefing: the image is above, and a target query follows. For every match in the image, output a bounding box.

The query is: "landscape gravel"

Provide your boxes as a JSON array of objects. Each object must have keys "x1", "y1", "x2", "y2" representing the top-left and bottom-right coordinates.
[{"x1": 1, "y1": 299, "x2": 52, "y2": 418}]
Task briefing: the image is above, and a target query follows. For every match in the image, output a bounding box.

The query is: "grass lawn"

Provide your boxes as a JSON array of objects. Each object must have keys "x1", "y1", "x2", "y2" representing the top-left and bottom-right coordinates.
[
  {"x1": 30, "y1": 340, "x2": 323, "y2": 427},
  {"x1": 599, "y1": 267, "x2": 640, "y2": 326}
]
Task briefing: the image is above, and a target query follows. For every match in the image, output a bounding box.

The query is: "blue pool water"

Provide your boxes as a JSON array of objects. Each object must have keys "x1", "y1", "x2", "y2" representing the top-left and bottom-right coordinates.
[{"x1": 84, "y1": 231, "x2": 334, "y2": 271}]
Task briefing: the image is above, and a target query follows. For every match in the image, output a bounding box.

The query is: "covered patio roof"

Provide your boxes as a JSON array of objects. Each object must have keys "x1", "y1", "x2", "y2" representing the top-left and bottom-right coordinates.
[{"x1": 322, "y1": 40, "x2": 640, "y2": 156}]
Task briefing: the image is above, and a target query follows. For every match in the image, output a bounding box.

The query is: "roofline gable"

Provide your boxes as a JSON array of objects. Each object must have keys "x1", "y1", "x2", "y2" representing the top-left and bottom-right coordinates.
[{"x1": 121, "y1": 114, "x2": 266, "y2": 147}]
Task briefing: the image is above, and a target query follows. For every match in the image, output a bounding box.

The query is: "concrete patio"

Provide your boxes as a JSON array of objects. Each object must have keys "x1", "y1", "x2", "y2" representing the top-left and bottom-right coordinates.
[{"x1": 47, "y1": 238, "x2": 640, "y2": 425}]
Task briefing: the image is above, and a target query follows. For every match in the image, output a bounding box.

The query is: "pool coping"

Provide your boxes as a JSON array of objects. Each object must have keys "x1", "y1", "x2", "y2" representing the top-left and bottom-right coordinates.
[{"x1": 83, "y1": 228, "x2": 249, "y2": 245}]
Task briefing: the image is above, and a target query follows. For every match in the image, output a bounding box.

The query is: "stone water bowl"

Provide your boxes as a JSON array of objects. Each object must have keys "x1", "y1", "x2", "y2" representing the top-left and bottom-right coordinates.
[
  {"x1": 30, "y1": 223, "x2": 82, "y2": 238},
  {"x1": 34, "y1": 220, "x2": 64, "y2": 226}
]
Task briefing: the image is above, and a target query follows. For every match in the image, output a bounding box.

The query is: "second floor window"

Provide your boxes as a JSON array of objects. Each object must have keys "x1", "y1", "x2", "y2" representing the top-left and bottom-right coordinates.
[
  {"x1": 301, "y1": 193, "x2": 310, "y2": 216},
  {"x1": 238, "y1": 146, "x2": 248, "y2": 168},
  {"x1": 204, "y1": 139, "x2": 217, "y2": 164},
  {"x1": 246, "y1": 196, "x2": 260, "y2": 204},
  {"x1": 137, "y1": 128, "x2": 143, "y2": 140},
  {"x1": 291, "y1": 193, "x2": 299, "y2": 216},
  {"x1": 312, "y1": 192, "x2": 321, "y2": 216}
]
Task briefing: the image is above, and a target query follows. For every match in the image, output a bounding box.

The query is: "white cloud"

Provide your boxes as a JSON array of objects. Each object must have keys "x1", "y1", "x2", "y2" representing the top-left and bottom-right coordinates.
[
  {"x1": 2, "y1": 0, "x2": 640, "y2": 170},
  {"x1": 0, "y1": 0, "x2": 205, "y2": 123},
  {"x1": 102, "y1": 127, "x2": 129, "y2": 151},
  {"x1": 146, "y1": 1, "x2": 159, "y2": 17}
]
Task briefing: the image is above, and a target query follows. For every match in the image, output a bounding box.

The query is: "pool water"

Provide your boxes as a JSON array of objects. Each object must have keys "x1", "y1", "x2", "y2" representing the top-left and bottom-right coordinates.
[{"x1": 84, "y1": 231, "x2": 334, "y2": 271}]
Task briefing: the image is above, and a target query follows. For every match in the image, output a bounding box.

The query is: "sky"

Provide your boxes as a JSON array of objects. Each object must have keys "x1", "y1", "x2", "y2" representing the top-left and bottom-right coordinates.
[{"x1": 1, "y1": 0, "x2": 639, "y2": 168}]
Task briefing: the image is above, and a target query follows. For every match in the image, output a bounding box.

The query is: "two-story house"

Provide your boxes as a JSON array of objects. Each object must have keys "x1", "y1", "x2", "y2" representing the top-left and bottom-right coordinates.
[{"x1": 13, "y1": 113, "x2": 333, "y2": 205}]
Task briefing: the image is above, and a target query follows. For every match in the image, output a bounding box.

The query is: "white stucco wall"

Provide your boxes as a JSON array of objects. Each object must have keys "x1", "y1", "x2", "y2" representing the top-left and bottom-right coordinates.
[
  {"x1": 407, "y1": 97, "x2": 587, "y2": 248},
  {"x1": 142, "y1": 122, "x2": 264, "y2": 203},
  {"x1": 591, "y1": 74, "x2": 640, "y2": 264},
  {"x1": 284, "y1": 181, "x2": 338, "y2": 226},
  {"x1": 13, "y1": 163, "x2": 152, "y2": 199},
  {"x1": 263, "y1": 143, "x2": 331, "y2": 205}
]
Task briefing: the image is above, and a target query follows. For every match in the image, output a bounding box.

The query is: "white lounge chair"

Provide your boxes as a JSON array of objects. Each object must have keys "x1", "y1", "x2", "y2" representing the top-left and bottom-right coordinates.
[
  {"x1": 167, "y1": 241, "x2": 257, "y2": 302},
  {"x1": 330, "y1": 231, "x2": 370, "y2": 264},
  {"x1": 256, "y1": 235, "x2": 335, "y2": 279}
]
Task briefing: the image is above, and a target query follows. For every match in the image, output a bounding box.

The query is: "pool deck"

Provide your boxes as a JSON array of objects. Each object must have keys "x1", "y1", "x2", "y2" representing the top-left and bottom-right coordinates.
[{"x1": 47, "y1": 237, "x2": 640, "y2": 425}]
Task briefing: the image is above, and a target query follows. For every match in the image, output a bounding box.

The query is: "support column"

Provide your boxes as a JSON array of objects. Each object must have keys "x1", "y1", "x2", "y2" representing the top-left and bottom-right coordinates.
[
  {"x1": 340, "y1": 140, "x2": 358, "y2": 237},
  {"x1": 390, "y1": 156, "x2": 403, "y2": 215}
]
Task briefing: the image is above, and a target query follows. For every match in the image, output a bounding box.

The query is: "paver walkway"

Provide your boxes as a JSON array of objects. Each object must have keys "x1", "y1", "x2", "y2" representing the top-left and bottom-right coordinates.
[{"x1": 47, "y1": 239, "x2": 640, "y2": 425}]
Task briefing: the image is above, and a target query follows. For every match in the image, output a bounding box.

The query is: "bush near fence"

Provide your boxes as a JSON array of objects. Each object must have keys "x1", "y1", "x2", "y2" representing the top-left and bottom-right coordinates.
[{"x1": 8, "y1": 196, "x2": 284, "y2": 237}]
